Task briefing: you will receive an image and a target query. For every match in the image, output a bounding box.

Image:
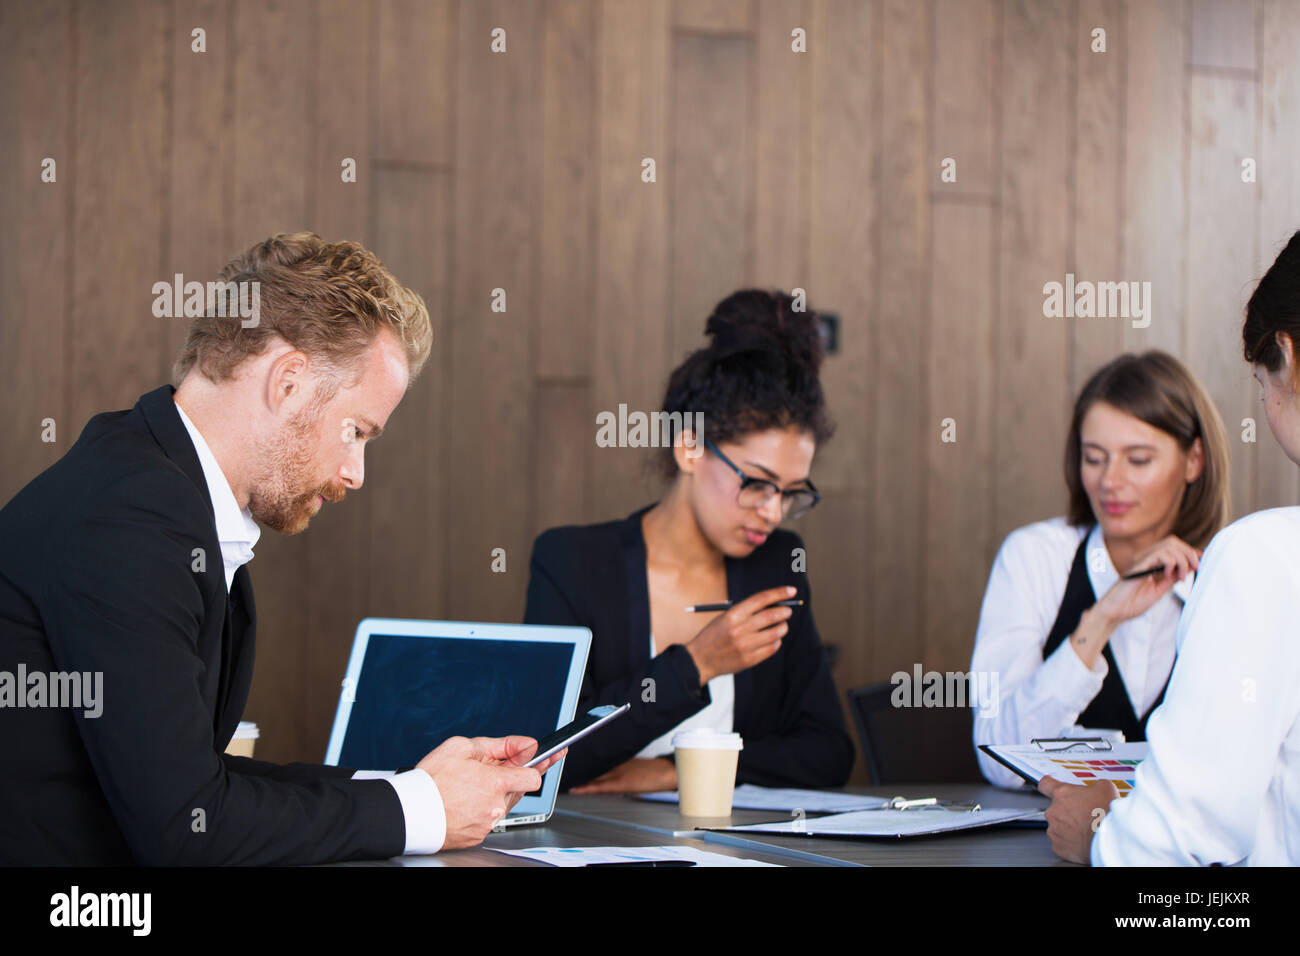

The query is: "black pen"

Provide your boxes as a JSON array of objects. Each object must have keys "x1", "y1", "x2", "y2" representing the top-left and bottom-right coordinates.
[
  {"x1": 1121, "y1": 565, "x2": 1167, "y2": 581},
  {"x1": 685, "y1": 599, "x2": 805, "y2": 613},
  {"x1": 585, "y1": 860, "x2": 697, "y2": 867}
]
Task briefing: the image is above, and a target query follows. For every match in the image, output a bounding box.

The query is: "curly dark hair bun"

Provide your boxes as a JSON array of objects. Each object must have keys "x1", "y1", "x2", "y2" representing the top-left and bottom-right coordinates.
[{"x1": 660, "y1": 289, "x2": 835, "y2": 477}]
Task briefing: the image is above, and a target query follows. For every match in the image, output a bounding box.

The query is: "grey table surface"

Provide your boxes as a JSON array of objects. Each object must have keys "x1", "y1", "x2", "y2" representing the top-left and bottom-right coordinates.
[
  {"x1": 340, "y1": 782, "x2": 1073, "y2": 867},
  {"x1": 554, "y1": 783, "x2": 1074, "y2": 867}
]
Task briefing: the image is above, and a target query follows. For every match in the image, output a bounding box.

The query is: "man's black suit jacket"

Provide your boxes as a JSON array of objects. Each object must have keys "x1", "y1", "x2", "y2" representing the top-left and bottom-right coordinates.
[
  {"x1": 524, "y1": 507, "x2": 855, "y2": 790},
  {"x1": 0, "y1": 385, "x2": 405, "y2": 865}
]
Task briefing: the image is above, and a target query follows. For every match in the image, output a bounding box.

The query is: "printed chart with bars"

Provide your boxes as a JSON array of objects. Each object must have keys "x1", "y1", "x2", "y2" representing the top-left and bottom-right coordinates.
[
  {"x1": 981, "y1": 742, "x2": 1150, "y2": 796},
  {"x1": 1041, "y1": 756, "x2": 1142, "y2": 795}
]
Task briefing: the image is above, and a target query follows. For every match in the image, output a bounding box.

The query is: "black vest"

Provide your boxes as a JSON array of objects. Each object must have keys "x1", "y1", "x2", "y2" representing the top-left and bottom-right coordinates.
[{"x1": 1040, "y1": 536, "x2": 1171, "y2": 741}]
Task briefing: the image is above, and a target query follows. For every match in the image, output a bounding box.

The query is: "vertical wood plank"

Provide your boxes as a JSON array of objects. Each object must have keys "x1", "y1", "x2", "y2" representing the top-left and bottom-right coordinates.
[
  {"x1": 538, "y1": 0, "x2": 597, "y2": 379},
  {"x1": 533, "y1": 381, "x2": 593, "y2": 535},
  {"x1": 1190, "y1": 0, "x2": 1256, "y2": 71},
  {"x1": 994, "y1": 0, "x2": 1073, "y2": 540},
  {"x1": 670, "y1": 33, "x2": 753, "y2": 366},
  {"x1": 1071, "y1": 0, "x2": 1124, "y2": 396},
  {"x1": 591, "y1": 0, "x2": 671, "y2": 519},
  {"x1": 1122, "y1": 0, "x2": 1186, "y2": 357},
  {"x1": 68, "y1": 0, "x2": 168, "y2": 433},
  {"x1": 228, "y1": 0, "x2": 316, "y2": 761},
  {"x1": 165, "y1": 0, "x2": 231, "y2": 379},
  {"x1": 807, "y1": 0, "x2": 877, "y2": 696},
  {"x1": 874, "y1": 0, "x2": 929, "y2": 677},
  {"x1": 446, "y1": 0, "x2": 543, "y2": 621},
  {"x1": 673, "y1": 0, "x2": 753, "y2": 33},
  {"x1": 375, "y1": 0, "x2": 455, "y2": 165},
  {"x1": 302, "y1": 0, "x2": 376, "y2": 760},
  {"x1": 926, "y1": 0, "x2": 998, "y2": 675},
  {"x1": 932, "y1": 0, "x2": 998, "y2": 201},
  {"x1": 1255, "y1": 0, "x2": 1300, "y2": 508},
  {"x1": 753, "y1": 0, "x2": 811, "y2": 289},
  {"x1": 0, "y1": 0, "x2": 71, "y2": 503},
  {"x1": 367, "y1": 166, "x2": 452, "y2": 621},
  {"x1": 927, "y1": 203, "x2": 997, "y2": 673},
  {"x1": 1187, "y1": 73, "x2": 1258, "y2": 521}
]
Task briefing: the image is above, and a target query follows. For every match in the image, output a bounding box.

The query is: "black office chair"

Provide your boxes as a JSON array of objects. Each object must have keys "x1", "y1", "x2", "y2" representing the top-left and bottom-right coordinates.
[{"x1": 847, "y1": 679, "x2": 984, "y2": 785}]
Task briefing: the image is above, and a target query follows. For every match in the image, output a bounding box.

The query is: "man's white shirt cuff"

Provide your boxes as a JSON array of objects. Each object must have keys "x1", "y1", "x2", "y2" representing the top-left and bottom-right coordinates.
[{"x1": 351, "y1": 769, "x2": 446, "y2": 854}]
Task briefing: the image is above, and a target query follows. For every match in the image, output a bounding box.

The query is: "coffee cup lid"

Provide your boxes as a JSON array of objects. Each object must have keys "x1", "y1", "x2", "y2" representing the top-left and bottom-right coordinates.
[{"x1": 671, "y1": 729, "x2": 743, "y2": 751}]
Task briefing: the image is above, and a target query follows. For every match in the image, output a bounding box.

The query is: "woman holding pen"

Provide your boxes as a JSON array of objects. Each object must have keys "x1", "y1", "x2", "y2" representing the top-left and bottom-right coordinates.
[
  {"x1": 1042, "y1": 231, "x2": 1300, "y2": 865},
  {"x1": 971, "y1": 350, "x2": 1232, "y2": 788},
  {"x1": 524, "y1": 290, "x2": 854, "y2": 792}
]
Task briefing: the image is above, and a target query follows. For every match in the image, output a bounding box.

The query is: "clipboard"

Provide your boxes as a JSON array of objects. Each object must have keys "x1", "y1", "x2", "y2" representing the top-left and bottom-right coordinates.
[
  {"x1": 698, "y1": 805, "x2": 1042, "y2": 839},
  {"x1": 981, "y1": 740, "x2": 1149, "y2": 795}
]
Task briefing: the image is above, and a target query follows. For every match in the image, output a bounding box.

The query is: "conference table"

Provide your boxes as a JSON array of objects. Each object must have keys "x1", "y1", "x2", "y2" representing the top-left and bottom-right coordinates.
[{"x1": 348, "y1": 783, "x2": 1073, "y2": 867}]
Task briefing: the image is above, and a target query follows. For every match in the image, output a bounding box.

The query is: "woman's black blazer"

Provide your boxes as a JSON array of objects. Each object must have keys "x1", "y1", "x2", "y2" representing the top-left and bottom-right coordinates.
[{"x1": 523, "y1": 505, "x2": 855, "y2": 790}]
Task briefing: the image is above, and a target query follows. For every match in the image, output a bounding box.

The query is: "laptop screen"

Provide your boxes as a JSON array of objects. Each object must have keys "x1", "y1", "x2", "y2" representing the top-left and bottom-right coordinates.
[{"x1": 335, "y1": 632, "x2": 576, "y2": 770}]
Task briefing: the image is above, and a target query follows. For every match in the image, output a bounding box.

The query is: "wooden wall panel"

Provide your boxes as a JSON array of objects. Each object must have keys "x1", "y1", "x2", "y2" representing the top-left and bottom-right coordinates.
[
  {"x1": 873, "y1": 0, "x2": 930, "y2": 677},
  {"x1": 302, "y1": 0, "x2": 377, "y2": 760},
  {"x1": 674, "y1": 0, "x2": 753, "y2": 33},
  {"x1": 993, "y1": 0, "x2": 1072, "y2": 541},
  {"x1": 670, "y1": 33, "x2": 753, "y2": 368},
  {"x1": 1070, "y1": 0, "x2": 1124, "y2": 397},
  {"x1": 927, "y1": 203, "x2": 997, "y2": 674},
  {"x1": 0, "y1": 0, "x2": 70, "y2": 505},
  {"x1": 375, "y1": 0, "x2": 455, "y2": 165},
  {"x1": 1191, "y1": 0, "x2": 1256, "y2": 71},
  {"x1": 591, "y1": 0, "x2": 671, "y2": 520},
  {"x1": 538, "y1": 0, "x2": 597, "y2": 380},
  {"x1": 753, "y1": 0, "x2": 811, "y2": 290},
  {"x1": 1187, "y1": 73, "x2": 1258, "y2": 520},
  {"x1": 445, "y1": 0, "x2": 543, "y2": 621},
  {"x1": 807, "y1": 0, "x2": 877, "y2": 693},
  {"x1": 925, "y1": 0, "x2": 999, "y2": 675},
  {"x1": 228, "y1": 0, "x2": 316, "y2": 762},
  {"x1": 932, "y1": 0, "x2": 999, "y2": 202},
  {"x1": 1122, "y1": 0, "x2": 1186, "y2": 357},
  {"x1": 1254, "y1": 0, "x2": 1300, "y2": 509},
  {"x1": 68, "y1": 0, "x2": 168, "y2": 433},
  {"x1": 367, "y1": 166, "x2": 452, "y2": 621},
  {"x1": 164, "y1": 0, "x2": 230, "y2": 376}
]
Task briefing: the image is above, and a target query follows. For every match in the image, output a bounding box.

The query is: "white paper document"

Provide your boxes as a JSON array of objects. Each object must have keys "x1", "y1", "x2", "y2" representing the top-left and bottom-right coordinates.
[
  {"x1": 637, "y1": 784, "x2": 890, "y2": 814},
  {"x1": 492, "y1": 844, "x2": 780, "y2": 867},
  {"x1": 715, "y1": 806, "x2": 1040, "y2": 838}
]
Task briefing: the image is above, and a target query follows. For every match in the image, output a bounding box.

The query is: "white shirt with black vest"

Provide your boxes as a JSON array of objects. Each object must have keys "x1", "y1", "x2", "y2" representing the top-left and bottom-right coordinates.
[{"x1": 970, "y1": 517, "x2": 1193, "y2": 789}]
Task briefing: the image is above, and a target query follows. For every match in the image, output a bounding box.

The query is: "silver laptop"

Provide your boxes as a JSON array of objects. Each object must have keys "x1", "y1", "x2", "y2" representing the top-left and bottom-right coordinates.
[{"x1": 324, "y1": 617, "x2": 592, "y2": 827}]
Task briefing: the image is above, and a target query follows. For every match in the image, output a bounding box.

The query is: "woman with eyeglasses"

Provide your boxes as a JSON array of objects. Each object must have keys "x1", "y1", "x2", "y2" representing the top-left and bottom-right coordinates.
[{"x1": 524, "y1": 290, "x2": 854, "y2": 793}]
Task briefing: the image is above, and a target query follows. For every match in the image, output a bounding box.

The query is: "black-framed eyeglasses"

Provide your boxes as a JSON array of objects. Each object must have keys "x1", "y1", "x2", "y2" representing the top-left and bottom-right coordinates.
[{"x1": 703, "y1": 436, "x2": 821, "y2": 519}]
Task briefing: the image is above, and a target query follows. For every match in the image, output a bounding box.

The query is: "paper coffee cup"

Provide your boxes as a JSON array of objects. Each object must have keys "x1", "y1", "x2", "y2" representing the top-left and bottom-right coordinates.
[
  {"x1": 673, "y1": 729, "x2": 742, "y2": 816},
  {"x1": 224, "y1": 721, "x2": 259, "y2": 759}
]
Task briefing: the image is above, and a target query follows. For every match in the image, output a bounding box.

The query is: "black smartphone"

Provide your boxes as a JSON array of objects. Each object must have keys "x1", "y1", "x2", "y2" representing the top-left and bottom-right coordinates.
[{"x1": 524, "y1": 703, "x2": 630, "y2": 768}]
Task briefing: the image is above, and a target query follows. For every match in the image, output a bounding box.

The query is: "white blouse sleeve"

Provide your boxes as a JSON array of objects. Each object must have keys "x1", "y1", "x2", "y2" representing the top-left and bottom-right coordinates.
[
  {"x1": 970, "y1": 523, "x2": 1109, "y2": 788},
  {"x1": 1092, "y1": 514, "x2": 1300, "y2": 865}
]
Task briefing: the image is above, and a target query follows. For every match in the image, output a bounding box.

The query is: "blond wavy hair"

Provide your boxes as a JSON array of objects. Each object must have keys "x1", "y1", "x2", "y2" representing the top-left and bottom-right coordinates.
[{"x1": 172, "y1": 232, "x2": 432, "y2": 390}]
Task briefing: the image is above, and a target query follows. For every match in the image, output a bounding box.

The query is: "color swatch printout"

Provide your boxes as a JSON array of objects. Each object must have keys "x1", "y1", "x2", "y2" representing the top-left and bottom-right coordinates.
[{"x1": 981, "y1": 742, "x2": 1149, "y2": 796}]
